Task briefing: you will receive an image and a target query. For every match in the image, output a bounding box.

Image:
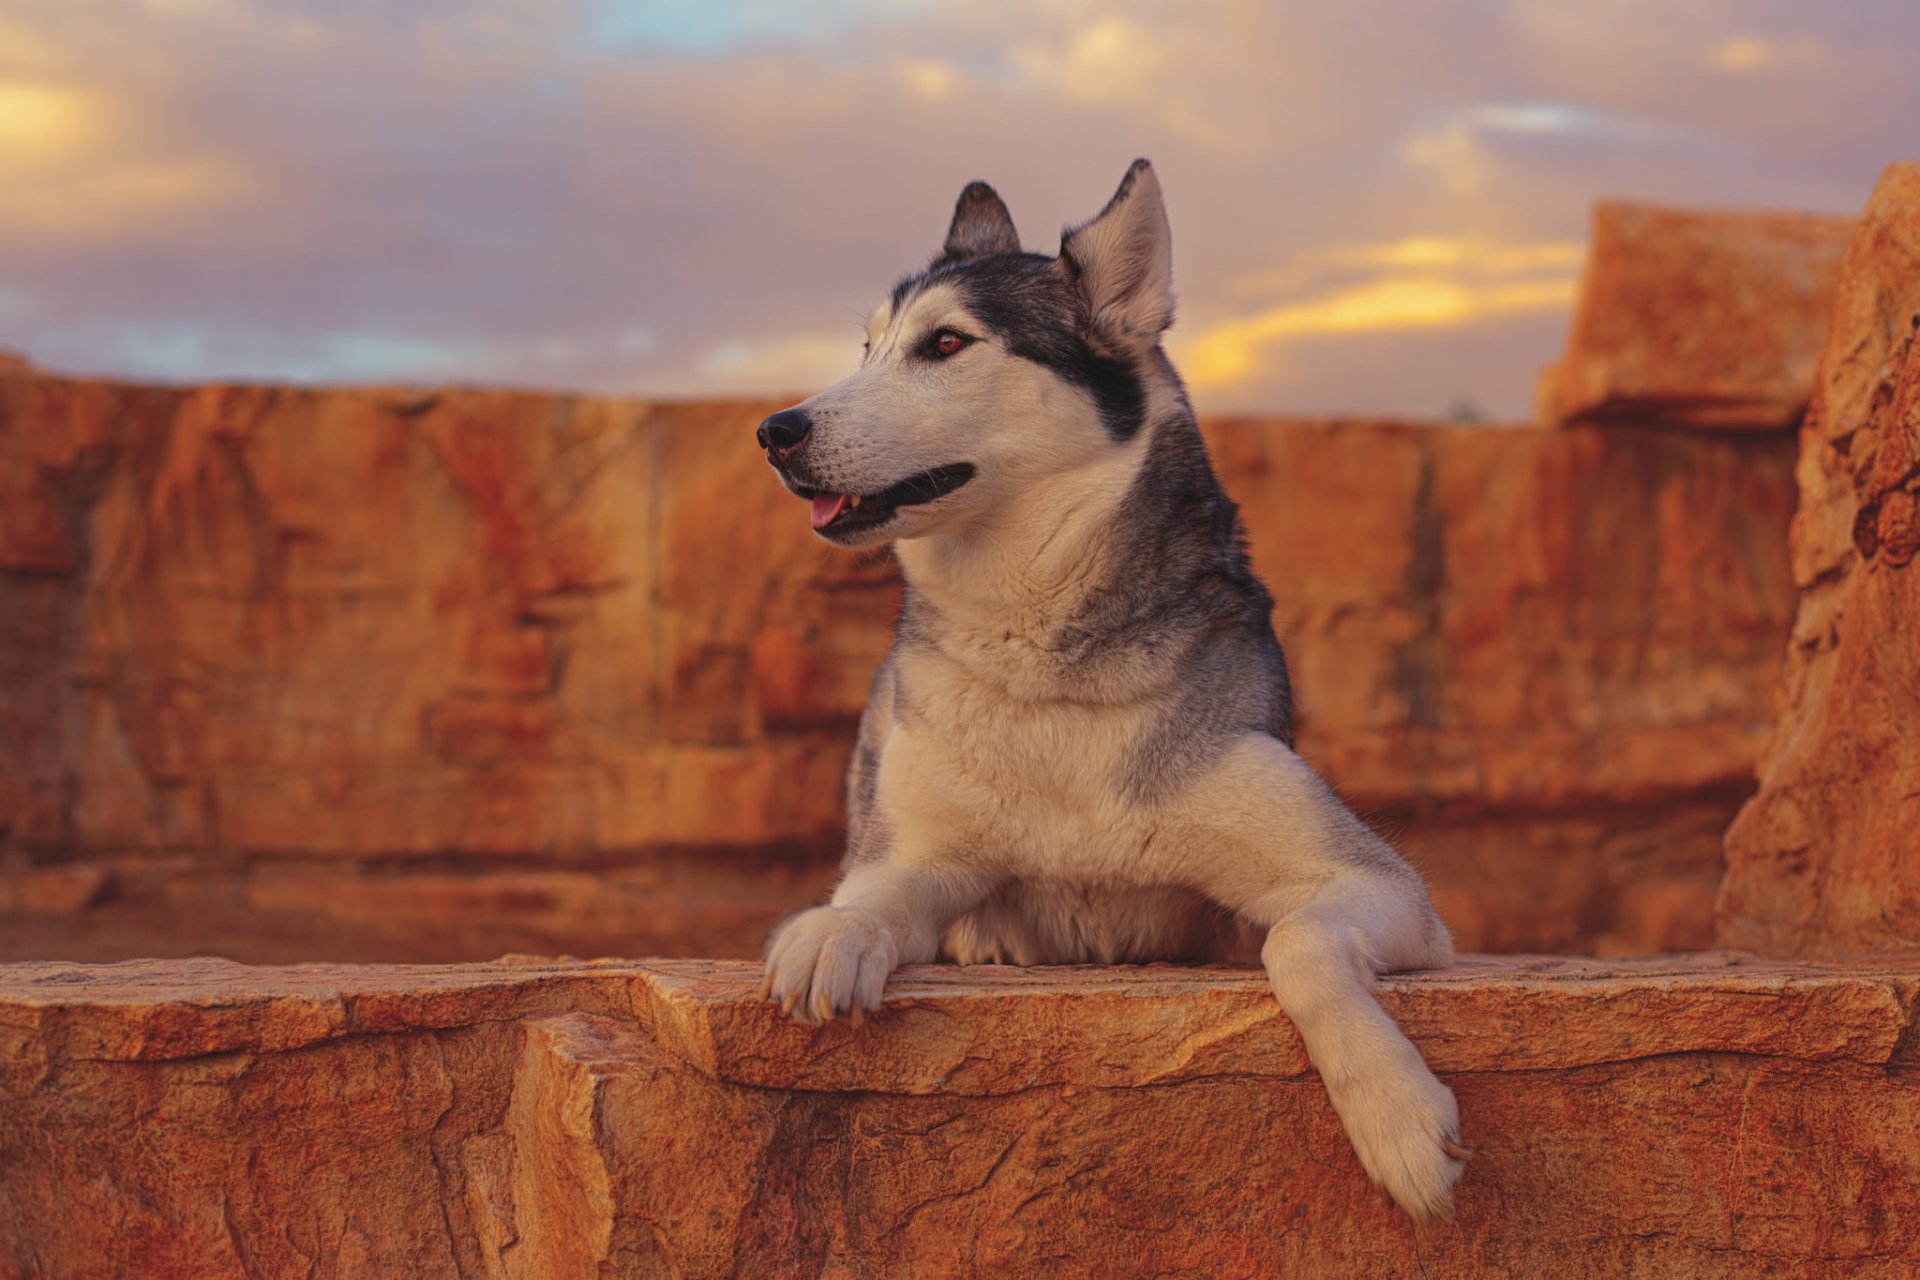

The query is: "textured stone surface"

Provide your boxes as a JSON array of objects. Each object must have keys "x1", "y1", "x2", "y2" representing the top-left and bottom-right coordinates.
[
  {"x1": 0, "y1": 377, "x2": 883, "y2": 963},
  {"x1": 1720, "y1": 162, "x2": 1920, "y2": 958},
  {"x1": 1211, "y1": 417, "x2": 1795, "y2": 954},
  {"x1": 1, "y1": 371, "x2": 1796, "y2": 960},
  {"x1": 1539, "y1": 200, "x2": 1855, "y2": 431},
  {"x1": 3, "y1": 955, "x2": 1918, "y2": 1277},
  {"x1": 0, "y1": 380, "x2": 888, "y2": 859}
]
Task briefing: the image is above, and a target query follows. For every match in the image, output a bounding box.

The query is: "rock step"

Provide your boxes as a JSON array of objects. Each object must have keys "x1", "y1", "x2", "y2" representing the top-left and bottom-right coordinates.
[{"x1": 3, "y1": 955, "x2": 1917, "y2": 1277}]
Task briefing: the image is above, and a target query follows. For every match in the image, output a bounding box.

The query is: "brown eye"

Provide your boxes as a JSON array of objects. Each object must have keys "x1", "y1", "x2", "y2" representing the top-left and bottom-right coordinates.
[{"x1": 933, "y1": 330, "x2": 969, "y2": 357}]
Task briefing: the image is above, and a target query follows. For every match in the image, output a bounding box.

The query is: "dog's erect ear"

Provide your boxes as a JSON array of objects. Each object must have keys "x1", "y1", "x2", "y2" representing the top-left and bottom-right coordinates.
[
  {"x1": 1058, "y1": 159, "x2": 1174, "y2": 348},
  {"x1": 939, "y1": 181, "x2": 1021, "y2": 263}
]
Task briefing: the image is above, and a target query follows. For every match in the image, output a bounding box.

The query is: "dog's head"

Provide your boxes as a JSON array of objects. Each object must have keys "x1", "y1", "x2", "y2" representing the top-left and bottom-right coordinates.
[{"x1": 757, "y1": 159, "x2": 1177, "y2": 547}]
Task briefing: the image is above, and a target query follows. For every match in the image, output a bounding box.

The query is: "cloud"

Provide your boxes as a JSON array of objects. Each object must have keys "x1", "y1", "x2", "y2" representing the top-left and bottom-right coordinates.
[
  {"x1": 1708, "y1": 36, "x2": 1777, "y2": 73},
  {"x1": 1175, "y1": 236, "x2": 1581, "y2": 390},
  {"x1": 1706, "y1": 34, "x2": 1824, "y2": 75},
  {"x1": 0, "y1": 0, "x2": 1916, "y2": 418},
  {"x1": 0, "y1": 77, "x2": 256, "y2": 243},
  {"x1": 1401, "y1": 101, "x2": 1659, "y2": 197},
  {"x1": 690, "y1": 333, "x2": 857, "y2": 396},
  {"x1": 1009, "y1": 17, "x2": 1170, "y2": 114}
]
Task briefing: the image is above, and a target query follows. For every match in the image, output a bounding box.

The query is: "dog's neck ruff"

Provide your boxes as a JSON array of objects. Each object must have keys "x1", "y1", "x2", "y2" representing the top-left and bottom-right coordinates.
[{"x1": 893, "y1": 421, "x2": 1156, "y2": 647}]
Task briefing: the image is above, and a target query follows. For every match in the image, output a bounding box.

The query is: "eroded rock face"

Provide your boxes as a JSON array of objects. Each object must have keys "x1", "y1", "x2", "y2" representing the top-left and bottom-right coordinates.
[
  {"x1": 3, "y1": 955, "x2": 1918, "y2": 1277},
  {"x1": 1538, "y1": 201, "x2": 1855, "y2": 432},
  {"x1": 1210, "y1": 418, "x2": 1797, "y2": 954},
  {"x1": 1720, "y1": 162, "x2": 1920, "y2": 958},
  {"x1": 0, "y1": 381, "x2": 884, "y2": 961},
  {"x1": 0, "y1": 371, "x2": 1796, "y2": 959}
]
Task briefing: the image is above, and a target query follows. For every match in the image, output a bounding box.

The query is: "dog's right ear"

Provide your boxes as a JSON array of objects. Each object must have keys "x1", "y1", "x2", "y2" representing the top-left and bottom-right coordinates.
[{"x1": 938, "y1": 181, "x2": 1021, "y2": 263}]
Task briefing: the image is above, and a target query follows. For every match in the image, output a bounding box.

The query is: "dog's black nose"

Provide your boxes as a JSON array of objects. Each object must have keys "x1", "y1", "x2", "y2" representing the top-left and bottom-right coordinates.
[{"x1": 756, "y1": 408, "x2": 812, "y2": 453}]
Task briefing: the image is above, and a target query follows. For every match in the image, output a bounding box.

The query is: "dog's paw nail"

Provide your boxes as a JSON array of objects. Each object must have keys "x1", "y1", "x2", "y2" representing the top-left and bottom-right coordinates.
[
  {"x1": 755, "y1": 974, "x2": 774, "y2": 1002},
  {"x1": 1442, "y1": 1137, "x2": 1473, "y2": 1162},
  {"x1": 813, "y1": 991, "x2": 834, "y2": 1023},
  {"x1": 849, "y1": 1003, "x2": 865, "y2": 1028},
  {"x1": 780, "y1": 989, "x2": 802, "y2": 1018}
]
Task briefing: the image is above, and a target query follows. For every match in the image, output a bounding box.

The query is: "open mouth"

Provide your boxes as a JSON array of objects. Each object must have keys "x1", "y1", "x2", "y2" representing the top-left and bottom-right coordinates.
[{"x1": 794, "y1": 463, "x2": 976, "y2": 538}]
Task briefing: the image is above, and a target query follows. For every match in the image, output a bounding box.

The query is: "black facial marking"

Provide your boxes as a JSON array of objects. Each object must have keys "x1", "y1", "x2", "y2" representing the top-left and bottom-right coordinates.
[
  {"x1": 889, "y1": 273, "x2": 923, "y2": 314},
  {"x1": 960, "y1": 256, "x2": 1147, "y2": 442},
  {"x1": 886, "y1": 253, "x2": 1146, "y2": 442}
]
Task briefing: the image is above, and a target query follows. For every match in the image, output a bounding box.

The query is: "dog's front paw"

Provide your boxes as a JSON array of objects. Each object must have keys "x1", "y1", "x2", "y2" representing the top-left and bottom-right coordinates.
[
  {"x1": 1324, "y1": 1051, "x2": 1469, "y2": 1223},
  {"x1": 762, "y1": 905, "x2": 897, "y2": 1025}
]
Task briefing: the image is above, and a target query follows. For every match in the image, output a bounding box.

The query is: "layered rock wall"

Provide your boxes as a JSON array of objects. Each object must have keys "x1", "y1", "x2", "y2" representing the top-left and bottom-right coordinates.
[
  {"x1": 0, "y1": 368, "x2": 1796, "y2": 959},
  {"x1": 1720, "y1": 163, "x2": 1920, "y2": 957},
  {"x1": 1213, "y1": 418, "x2": 1795, "y2": 952}
]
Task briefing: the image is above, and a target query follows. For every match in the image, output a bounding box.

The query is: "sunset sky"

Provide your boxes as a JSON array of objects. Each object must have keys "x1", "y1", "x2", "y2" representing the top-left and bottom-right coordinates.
[{"x1": 3, "y1": 1, "x2": 1917, "y2": 417}]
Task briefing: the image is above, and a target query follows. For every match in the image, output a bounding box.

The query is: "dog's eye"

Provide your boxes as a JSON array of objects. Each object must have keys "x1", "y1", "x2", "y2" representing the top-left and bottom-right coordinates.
[{"x1": 931, "y1": 330, "x2": 971, "y2": 358}]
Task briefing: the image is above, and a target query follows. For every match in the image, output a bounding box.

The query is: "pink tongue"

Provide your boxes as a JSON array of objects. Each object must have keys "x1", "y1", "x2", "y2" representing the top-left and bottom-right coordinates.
[{"x1": 810, "y1": 492, "x2": 851, "y2": 530}]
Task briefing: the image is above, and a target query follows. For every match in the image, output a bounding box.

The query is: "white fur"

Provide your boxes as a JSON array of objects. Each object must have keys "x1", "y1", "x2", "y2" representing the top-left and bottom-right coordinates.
[
  {"x1": 762, "y1": 163, "x2": 1466, "y2": 1221},
  {"x1": 785, "y1": 283, "x2": 1118, "y2": 552}
]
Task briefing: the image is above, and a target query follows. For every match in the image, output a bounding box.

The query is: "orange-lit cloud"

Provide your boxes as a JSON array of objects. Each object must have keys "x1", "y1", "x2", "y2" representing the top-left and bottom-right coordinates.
[
  {"x1": 1707, "y1": 34, "x2": 1823, "y2": 75},
  {"x1": 0, "y1": 0, "x2": 1913, "y2": 417},
  {"x1": 0, "y1": 78, "x2": 254, "y2": 242},
  {"x1": 1176, "y1": 236, "x2": 1581, "y2": 389},
  {"x1": 0, "y1": 80, "x2": 99, "y2": 156}
]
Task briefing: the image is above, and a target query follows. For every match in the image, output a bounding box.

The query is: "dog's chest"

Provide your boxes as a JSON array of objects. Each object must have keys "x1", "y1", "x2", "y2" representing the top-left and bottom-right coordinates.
[{"x1": 886, "y1": 644, "x2": 1169, "y2": 872}]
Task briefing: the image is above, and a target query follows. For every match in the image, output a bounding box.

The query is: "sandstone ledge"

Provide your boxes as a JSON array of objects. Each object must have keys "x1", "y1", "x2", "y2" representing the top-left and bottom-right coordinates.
[{"x1": 4, "y1": 955, "x2": 1918, "y2": 1277}]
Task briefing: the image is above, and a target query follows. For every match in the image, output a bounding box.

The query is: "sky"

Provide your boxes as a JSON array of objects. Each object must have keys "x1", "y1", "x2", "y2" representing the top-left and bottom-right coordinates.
[{"x1": 2, "y1": 0, "x2": 1917, "y2": 419}]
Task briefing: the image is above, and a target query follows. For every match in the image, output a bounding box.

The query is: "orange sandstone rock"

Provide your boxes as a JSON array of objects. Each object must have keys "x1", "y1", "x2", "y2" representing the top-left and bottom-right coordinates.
[
  {"x1": 1539, "y1": 201, "x2": 1855, "y2": 432},
  {"x1": 2, "y1": 955, "x2": 1917, "y2": 1277},
  {"x1": 0, "y1": 368, "x2": 1795, "y2": 960},
  {"x1": 1720, "y1": 162, "x2": 1920, "y2": 958},
  {"x1": 1209, "y1": 417, "x2": 1795, "y2": 952}
]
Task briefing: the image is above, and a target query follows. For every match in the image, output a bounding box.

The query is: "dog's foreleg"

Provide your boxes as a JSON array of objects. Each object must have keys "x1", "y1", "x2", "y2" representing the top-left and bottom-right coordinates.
[
  {"x1": 1257, "y1": 880, "x2": 1466, "y2": 1222},
  {"x1": 1180, "y1": 735, "x2": 1466, "y2": 1221},
  {"x1": 763, "y1": 860, "x2": 985, "y2": 1025}
]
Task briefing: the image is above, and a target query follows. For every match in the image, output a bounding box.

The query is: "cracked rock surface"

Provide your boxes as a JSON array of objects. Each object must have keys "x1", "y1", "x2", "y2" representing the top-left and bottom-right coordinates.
[
  {"x1": 2, "y1": 954, "x2": 1918, "y2": 1277},
  {"x1": 1721, "y1": 162, "x2": 1920, "y2": 958}
]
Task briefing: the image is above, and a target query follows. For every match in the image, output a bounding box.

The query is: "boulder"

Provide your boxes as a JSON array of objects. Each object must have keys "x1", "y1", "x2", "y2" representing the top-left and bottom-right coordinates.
[
  {"x1": 1720, "y1": 162, "x2": 1920, "y2": 957},
  {"x1": 1539, "y1": 201, "x2": 1855, "y2": 432},
  {"x1": 2, "y1": 954, "x2": 1917, "y2": 1277}
]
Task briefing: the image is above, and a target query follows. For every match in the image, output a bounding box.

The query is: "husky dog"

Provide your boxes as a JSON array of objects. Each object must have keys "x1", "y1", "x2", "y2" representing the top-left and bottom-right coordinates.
[{"x1": 755, "y1": 160, "x2": 1467, "y2": 1220}]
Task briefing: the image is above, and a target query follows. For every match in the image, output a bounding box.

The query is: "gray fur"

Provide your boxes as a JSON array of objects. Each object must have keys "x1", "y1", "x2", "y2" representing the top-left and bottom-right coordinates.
[
  {"x1": 841, "y1": 257, "x2": 1307, "y2": 957},
  {"x1": 805, "y1": 177, "x2": 1319, "y2": 957},
  {"x1": 758, "y1": 162, "x2": 1465, "y2": 1221},
  {"x1": 939, "y1": 181, "x2": 1022, "y2": 264},
  {"x1": 842, "y1": 661, "x2": 895, "y2": 863}
]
